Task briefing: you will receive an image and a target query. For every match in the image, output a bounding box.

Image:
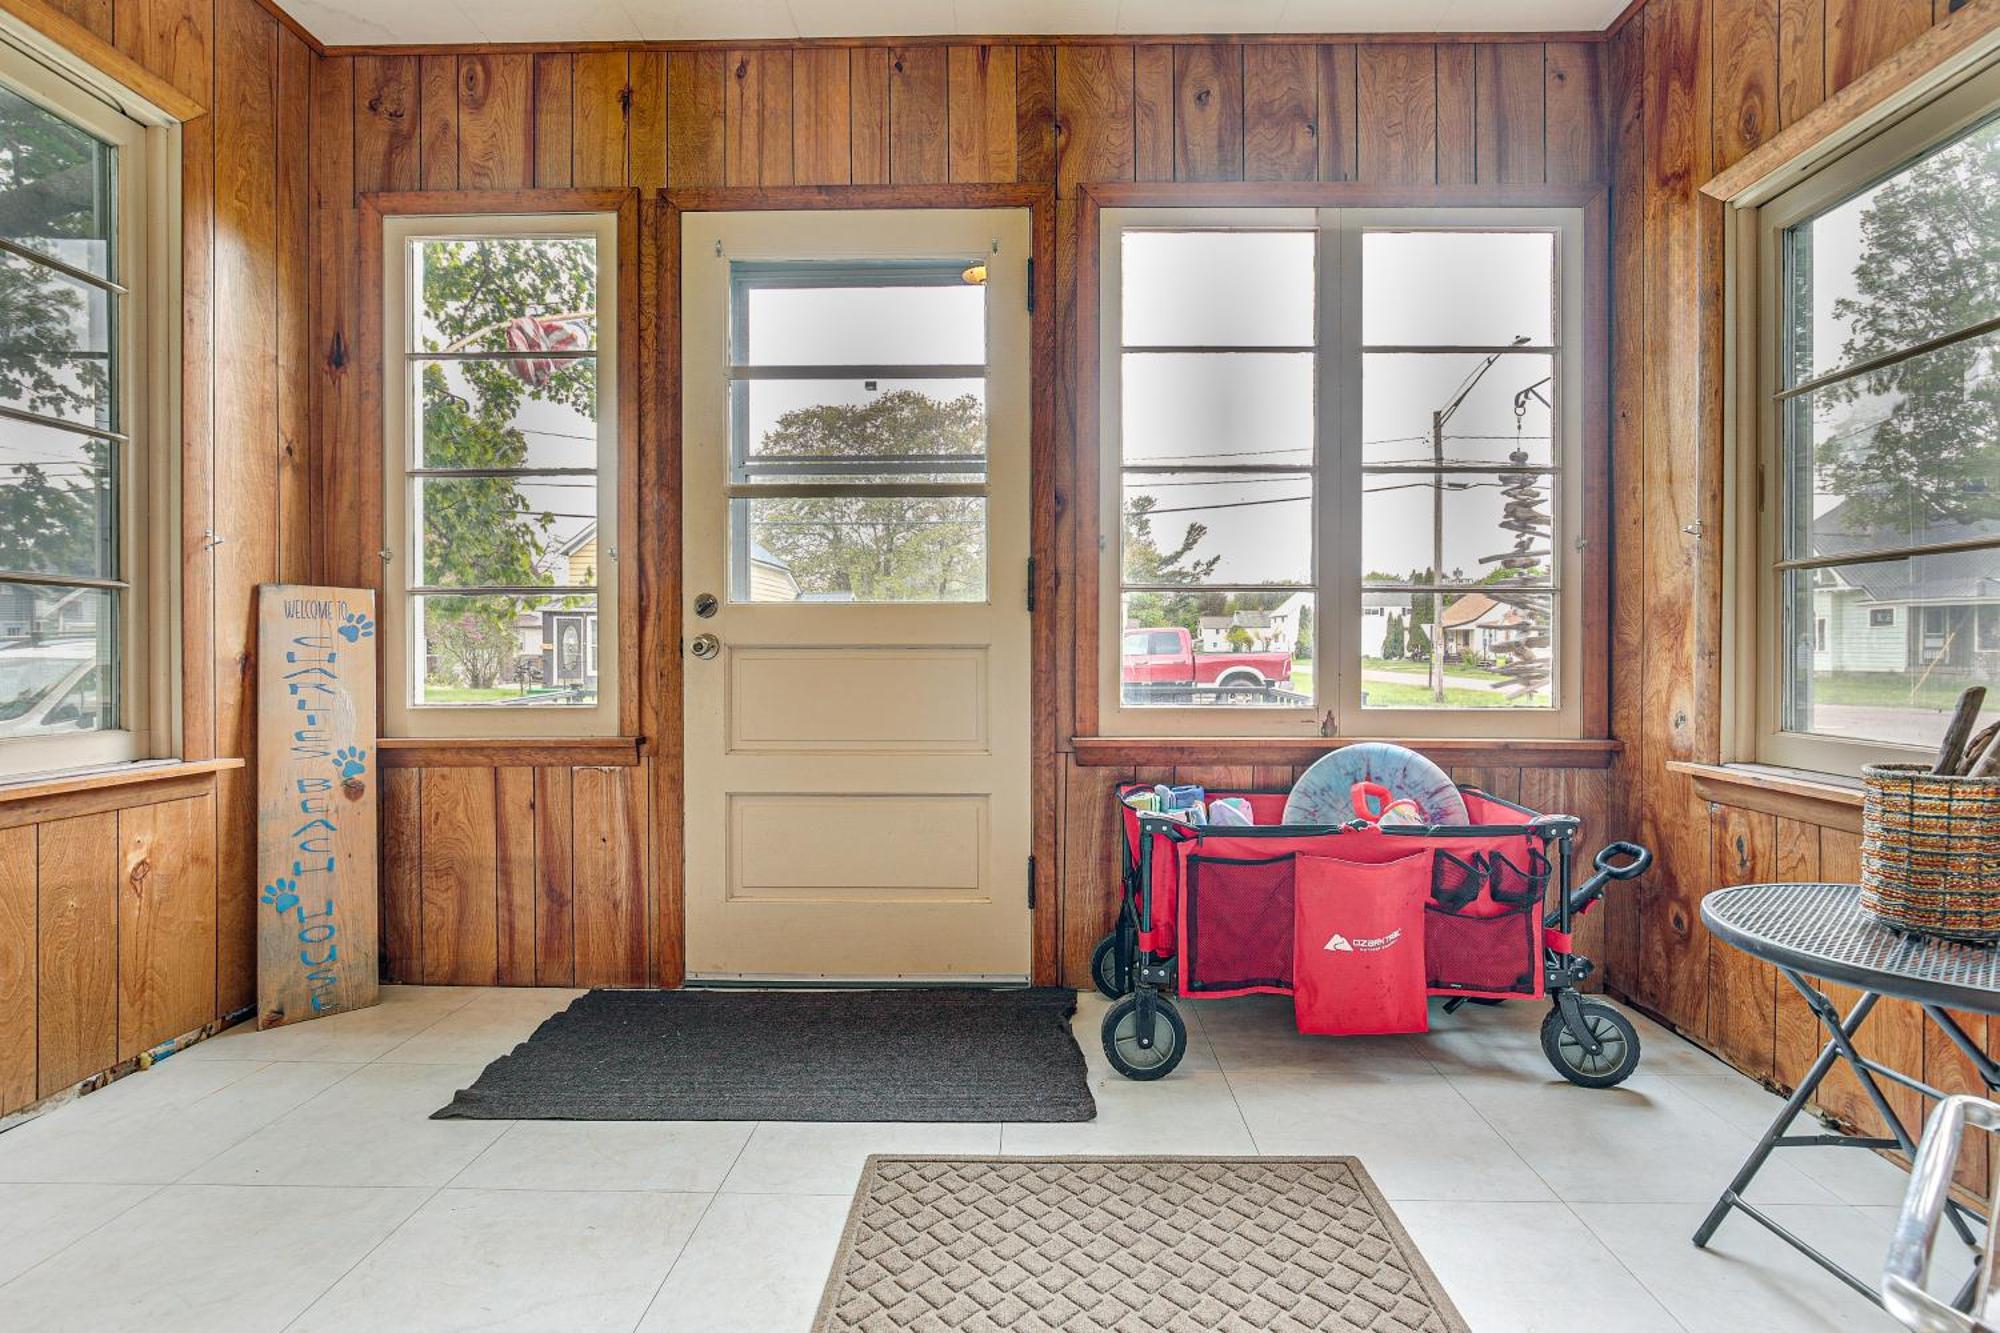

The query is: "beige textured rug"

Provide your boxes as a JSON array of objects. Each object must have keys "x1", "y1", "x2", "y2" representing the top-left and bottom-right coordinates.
[{"x1": 812, "y1": 1156, "x2": 1469, "y2": 1333}]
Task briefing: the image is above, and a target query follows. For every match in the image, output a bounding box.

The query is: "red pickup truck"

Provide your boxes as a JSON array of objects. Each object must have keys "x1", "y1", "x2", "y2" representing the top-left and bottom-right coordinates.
[{"x1": 1121, "y1": 626, "x2": 1296, "y2": 699}]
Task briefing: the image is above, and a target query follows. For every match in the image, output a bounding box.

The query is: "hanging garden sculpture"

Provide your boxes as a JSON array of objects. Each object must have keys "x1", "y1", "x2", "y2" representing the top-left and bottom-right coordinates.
[{"x1": 1479, "y1": 377, "x2": 1555, "y2": 701}]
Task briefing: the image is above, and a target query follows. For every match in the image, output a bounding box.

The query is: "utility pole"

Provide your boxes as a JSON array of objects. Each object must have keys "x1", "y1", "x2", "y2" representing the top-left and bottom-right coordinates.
[{"x1": 1430, "y1": 406, "x2": 1446, "y2": 703}]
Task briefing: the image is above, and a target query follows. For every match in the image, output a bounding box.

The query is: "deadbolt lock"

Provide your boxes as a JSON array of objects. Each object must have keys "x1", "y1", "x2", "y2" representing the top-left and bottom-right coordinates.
[{"x1": 694, "y1": 593, "x2": 718, "y2": 618}]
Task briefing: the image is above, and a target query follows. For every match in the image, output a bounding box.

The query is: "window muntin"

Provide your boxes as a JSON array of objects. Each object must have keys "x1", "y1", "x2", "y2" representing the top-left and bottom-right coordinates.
[
  {"x1": 727, "y1": 260, "x2": 991, "y2": 604},
  {"x1": 1763, "y1": 104, "x2": 2000, "y2": 760},
  {"x1": 1101, "y1": 209, "x2": 1583, "y2": 735},
  {"x1": 384, "y1": 214, "x2": 618, "y2": 732},
  {"x1": 0, "y1": 57, "x2": 159, "y2": 775}
]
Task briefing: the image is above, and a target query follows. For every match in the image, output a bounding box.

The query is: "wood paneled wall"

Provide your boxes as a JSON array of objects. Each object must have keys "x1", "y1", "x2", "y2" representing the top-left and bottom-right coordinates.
[
  {"x1": 306, "y1": 34, "x2": 1614, "y2": 991},
  {"x1": 1600, "y1": 0, "x2": 1962, "y2": 1129},
  {"x1": 0, "y1": 0, "x2": 313, "y2": 1118},
  {"x1": 0, "y1": 778, "x2": 225, "y2": 1116}
]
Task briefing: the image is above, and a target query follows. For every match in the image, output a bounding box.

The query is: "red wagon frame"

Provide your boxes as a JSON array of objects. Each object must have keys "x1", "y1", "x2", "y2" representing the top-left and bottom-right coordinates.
[{"x1": 1094, "y1": 781, "x2": 1652, "y2": 1084}]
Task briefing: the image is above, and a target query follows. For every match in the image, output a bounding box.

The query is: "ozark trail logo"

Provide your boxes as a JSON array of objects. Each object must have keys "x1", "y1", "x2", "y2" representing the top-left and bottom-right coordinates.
[{"x1": 1324, "y1": 929, "x2": 1403, "y2": 954}]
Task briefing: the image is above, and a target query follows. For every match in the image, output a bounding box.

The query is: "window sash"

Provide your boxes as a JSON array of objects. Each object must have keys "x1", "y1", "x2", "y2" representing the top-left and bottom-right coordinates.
[
  {"x1": 1100, "y1": 206, "x2": 1585, "y2": 738},
  {"x1": 380, "y1": 212, "x2": 619, "y2": 737},
  {"x1": 1748, "y1": 64, "x2": 2000, "y2": 772}
]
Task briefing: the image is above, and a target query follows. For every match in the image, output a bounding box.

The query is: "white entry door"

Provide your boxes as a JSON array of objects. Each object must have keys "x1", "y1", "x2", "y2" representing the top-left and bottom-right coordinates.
[{"x1": 681, "y1": 209, "x2": 1033, "y2": 980}]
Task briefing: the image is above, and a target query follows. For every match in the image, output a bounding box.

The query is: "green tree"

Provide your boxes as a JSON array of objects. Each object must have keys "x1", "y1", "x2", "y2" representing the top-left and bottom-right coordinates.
[
  {"x1": 1227, "y1": 626, "x2": 1253, "y2": 651},
  {"x1": 1120, "y1": 492, "x2": 1222, "y2": 633},
  {"x1": 1814, "y1": 120, "x2": 2000, "y2": 533},
  {"x1": 1406, "y1": 619, "x2": 1434, "y2": 661},
  {"x1": 749, "y1": 390, "x2": 987, "y2": 600},
  {"x1": 0, "y1": 87, "x2": 115, "y2": 592},
  {"x1": 412, "y1": 236, "x2": 599, "y2": 688},
  {"x1": 1383, "y1": 612, "x2": 1405, "y2": 661}
]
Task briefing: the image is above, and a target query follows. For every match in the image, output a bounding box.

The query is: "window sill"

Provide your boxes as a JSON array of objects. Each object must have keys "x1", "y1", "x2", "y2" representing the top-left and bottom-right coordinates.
[
  {"x1": 0, "y1": 757, "x2": 244, "y2": 828},
  {"x1": 379, "y1": 737, "x2": 642, "y2": 769},
  {"x1": 1668, "y1": 761, "x2": 1864, "y2": 833},
  {"x1": 1071, "y1": 736, "x2": 1620, "y2": 769}
]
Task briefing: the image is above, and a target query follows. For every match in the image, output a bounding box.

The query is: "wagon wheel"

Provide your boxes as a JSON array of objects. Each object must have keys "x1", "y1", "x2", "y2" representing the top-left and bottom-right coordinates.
[
  {"x1": 1102, "y1": 997, "x2": 1187, "y2": 1080},
  {"x1": 1540, "y1": 1000, "x2": 1641, "y2": 1088},
  {"x1": 1090, "y1": 932, "x2": 1131, "y2": 999}
]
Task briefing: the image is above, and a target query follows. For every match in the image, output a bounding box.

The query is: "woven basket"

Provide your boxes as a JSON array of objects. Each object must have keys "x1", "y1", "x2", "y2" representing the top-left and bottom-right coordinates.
[{"x1": 1861, "y1": 763, "x2": 2000, "y2": 942}]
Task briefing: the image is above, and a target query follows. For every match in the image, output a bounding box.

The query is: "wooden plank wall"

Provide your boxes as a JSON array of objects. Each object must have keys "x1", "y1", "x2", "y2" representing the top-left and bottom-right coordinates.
[
  {"x1": 1601, "y1": 0, "x2": 1962, "y2": 1152},
  {"x1": 0, "y1": 0, "x2": 312, "y2": 1118},
  {"x1": 307, "y1": 34, "x2": 1613, "y2": 991}
]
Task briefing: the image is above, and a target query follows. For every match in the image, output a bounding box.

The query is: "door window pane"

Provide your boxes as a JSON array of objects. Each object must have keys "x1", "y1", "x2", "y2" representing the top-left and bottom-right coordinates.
[
  {"x1": 736, "y1": 378, "x2": 987, "y2": 477},
  {"x1": 414, "y1": 237, "x2": 598, "y2": 353},
  {"x1": 740, "y1": 281, "x2": 985, "y2": 365},
  {"x1": 733, "y1": 495, "x2": 987, "y2": 603}
]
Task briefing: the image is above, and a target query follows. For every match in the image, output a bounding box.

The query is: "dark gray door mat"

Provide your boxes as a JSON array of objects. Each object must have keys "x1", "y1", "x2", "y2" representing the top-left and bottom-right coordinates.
[
  {"x1": 431, "y1": 988, "x2": 1095, "y2": 1122},
  {"x1": 813, "y1": 1156, "x2": 1470, "y2": 1333}
]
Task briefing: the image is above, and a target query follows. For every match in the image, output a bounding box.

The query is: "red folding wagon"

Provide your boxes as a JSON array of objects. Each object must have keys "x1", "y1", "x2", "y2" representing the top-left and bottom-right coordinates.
[{"x1": 1093, "y1": 781, "x2": 1652, "y2": 1085}]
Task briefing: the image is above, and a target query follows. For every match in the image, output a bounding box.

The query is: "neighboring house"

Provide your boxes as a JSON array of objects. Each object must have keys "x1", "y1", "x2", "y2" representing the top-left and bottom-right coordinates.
[
  {"x1": 1360, "y1": 592, "x2": 1409, "y2": 658},
  {"x1": 1809, "y1": 499, "x2": 2000, "y2": 676},
  {"x1": 1195, "y1": 594, "x2": 1313, "y2": 654},
  {"x1": 1437, "y1": 592, "x2": 1529, "y2": 659}
]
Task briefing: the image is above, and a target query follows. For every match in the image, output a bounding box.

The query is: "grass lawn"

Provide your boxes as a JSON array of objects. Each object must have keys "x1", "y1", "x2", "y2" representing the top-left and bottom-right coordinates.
[
  {"x1": 422, "y1": 686, "x2": 534, "y2": 704},
  {"x1": 1292, "y1": 663, "x2": 1314, "y2": 695},
  {"x1": 1363, "y1": 656, "x2": 1510, "y2": 683},
  {"x1": 1361, "y1": 680, "x2": 1550, "y2": 709},
  {"x1": 1811, "y1": 671, "x2": 1978, "y2": 710}
]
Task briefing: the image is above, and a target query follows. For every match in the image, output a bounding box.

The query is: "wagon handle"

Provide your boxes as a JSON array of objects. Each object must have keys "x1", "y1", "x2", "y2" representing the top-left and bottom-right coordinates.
[
  {"x1": 1594, "y1": 842, "x2": 1652, "y2": 880},
  {"x1": 1884, "y1": 1094, "x2": 2000, "y2": 1332},
  {"x1": 1548, "y1": 841, "x2": 1654, "y2": 928}
]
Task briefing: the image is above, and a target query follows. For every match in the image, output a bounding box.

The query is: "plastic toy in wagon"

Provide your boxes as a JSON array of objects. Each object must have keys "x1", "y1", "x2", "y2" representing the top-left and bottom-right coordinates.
[{"x1": 1095, "y1": 744, "x2": 1654, "y2": 1086}]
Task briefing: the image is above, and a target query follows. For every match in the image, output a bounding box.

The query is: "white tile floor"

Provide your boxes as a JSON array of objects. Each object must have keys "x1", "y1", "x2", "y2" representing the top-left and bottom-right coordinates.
[{"x1": 0, "y1": 983, "x2": 1977, "y2": 1332}]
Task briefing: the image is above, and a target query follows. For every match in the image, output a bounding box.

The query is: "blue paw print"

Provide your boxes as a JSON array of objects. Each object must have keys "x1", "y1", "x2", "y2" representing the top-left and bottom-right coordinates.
[
  {"x1": 261, "y1": 877, "x2": 300, "y2": 914},
  {"x1": 338, "y1": 611, "x2": 375, "y2": 643},
  {"x1": 331, "y1": 746, "x2": 368, "y2": 780}
]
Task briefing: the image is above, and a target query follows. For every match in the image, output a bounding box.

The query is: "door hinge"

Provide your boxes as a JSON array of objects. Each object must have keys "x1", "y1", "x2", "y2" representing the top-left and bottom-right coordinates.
[
  {"x1": 1026, "y1": 555, "x2": 1037, "y2": 612},
  {"x1": 1027, "y1": 856, "x2": 1037, "y2": 910},
  {"x1": 1026, "y1": 257, "x2": 1035, "y2": 314}
]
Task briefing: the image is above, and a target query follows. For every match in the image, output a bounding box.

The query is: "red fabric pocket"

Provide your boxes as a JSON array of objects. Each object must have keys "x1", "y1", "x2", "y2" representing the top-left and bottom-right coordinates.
[{"x1": 1292, "y1": 851, "x2": 1432, "y2": 1036}]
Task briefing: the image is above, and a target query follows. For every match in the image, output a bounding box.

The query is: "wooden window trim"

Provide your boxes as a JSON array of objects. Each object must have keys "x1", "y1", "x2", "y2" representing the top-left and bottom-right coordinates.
[
  {"x1": 1073, "y1": 180, "x2": 1611, "y2": 744},
  {"x1": 360, "y1": 188, "x2": 641, "y2": 738},
  {"x1": 1669, "y1": 760, "x2": 1863, "y2": 836},
  {"x1": 378, "y1": 736, "x2": 641, "y2": 768}
]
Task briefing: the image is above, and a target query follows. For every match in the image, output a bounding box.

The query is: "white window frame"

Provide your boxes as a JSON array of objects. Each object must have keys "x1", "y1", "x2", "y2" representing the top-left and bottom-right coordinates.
[
  {"x1": 0, "y1": 32, "x2": 181, "y2": 779},
  {"x1": 1097, "y1": 205, "x2": 1587, "y2": 738},
  {"x1": 1737, "y1": 63, "x2": 2000, "y2": 775},
  {"x1": 379, "y1": 211, "x2": 620, "y2": 739}
]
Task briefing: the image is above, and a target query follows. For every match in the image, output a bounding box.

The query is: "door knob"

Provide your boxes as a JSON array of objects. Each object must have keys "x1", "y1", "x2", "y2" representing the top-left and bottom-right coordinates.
[{"x1": 689, "y1": 633, "x2": 720, "y2": 660}]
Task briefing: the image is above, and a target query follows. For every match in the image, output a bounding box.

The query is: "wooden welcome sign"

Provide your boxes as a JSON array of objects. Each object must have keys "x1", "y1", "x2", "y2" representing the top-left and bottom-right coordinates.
[{"x1": 256, "y1": 585, "x2": 380, "y2": 1027}]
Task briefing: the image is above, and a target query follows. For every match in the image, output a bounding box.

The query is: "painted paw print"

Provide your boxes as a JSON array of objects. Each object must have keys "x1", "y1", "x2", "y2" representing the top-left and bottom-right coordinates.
[
  {"x1": 331, "y1": 746, "x2": 368, "y2": 780},
  {"x1": 338, "y1": 611, "x2": 375, "y2": 643},
  {"x1": 261, "y1": 877, "x2": 300, "y2": 915}
]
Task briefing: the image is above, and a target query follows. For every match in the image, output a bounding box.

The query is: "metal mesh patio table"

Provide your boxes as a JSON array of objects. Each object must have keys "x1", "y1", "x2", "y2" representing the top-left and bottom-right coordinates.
[{"x1": 1698, "y1": 882, "x2": 2000, "y2": 1316}]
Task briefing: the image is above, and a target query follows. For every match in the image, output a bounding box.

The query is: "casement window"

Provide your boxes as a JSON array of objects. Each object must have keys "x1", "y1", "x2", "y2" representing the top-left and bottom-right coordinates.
[
  {"x1": 1746, "y1": 67, "x2": 2000, "y2": 772},
  {"x1": 380, "y1": 212, "x2": 619, "y2": 737},
  {"x1": 1098, "y1": 206, "x2": 1588, "y2": 738},
  {"x1": 0, "y1": 41, "x2": 175, "y2": 777}
]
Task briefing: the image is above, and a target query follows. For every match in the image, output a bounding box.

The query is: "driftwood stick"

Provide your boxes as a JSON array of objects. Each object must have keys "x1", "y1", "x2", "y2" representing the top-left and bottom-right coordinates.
[
  {"x1": 1933, "y1": 686, "x2": 1988, "y2": 776},
  {"x1": 1971, "y1": 734, "x2": 2000, "y2": 780},
  {"x1": 1958, "y1": 721, "x2": 2000, "y2": 777}
]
